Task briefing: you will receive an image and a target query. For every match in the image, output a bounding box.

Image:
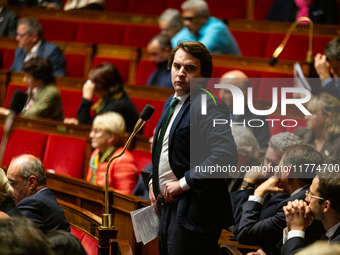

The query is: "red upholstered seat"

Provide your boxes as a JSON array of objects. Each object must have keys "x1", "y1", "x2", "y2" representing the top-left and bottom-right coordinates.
[
  {"x1": 64, "y1": 54, "x2": 86, "y2": 78},
  {"x1": 4, "y1": 84, "x2": 27, "y2": 109},
  {"x1": 267, "y1": 115, "x2": 286, "y2": 136},
  {"x1": 167, "y1": 0, "x2": 182, "y2": 9},
  {"x1": 131, "y1": 98, "x2": 164, "y2": 137},
  {"x1": 70, "y1": 226, "x2": 98, "y2": 255},
  {"x1": 75, "y1": 22, "x2": 125, "y2": 45},
  {"x1": 127, "y1": 0, "x2": 168, "y2": 15},
  {"x1": 231, "y1": 31, "x2": 268, "y2": 58},
  {"x1": 135, "y1": 60, "x2": 156, "y2": 85},
  {"x1": 42, "y1": 135, "x2": 87, "y2": 179},
  {"x1": 255, "y1": 72, "x2": 294, "y2": 101},
  {"x1": 313, "y1": 36, "x2": 333, "y2": 55},
  {"x1": 0, "y1": 48, "x2": 15, "y2": 70},
  {"x1": 59, "y1": 89, "x2": 83, "y2": 118},
  {"x1": 132, "y1": 150, "x2": 152, "y2": 171},
  {"x1": 106, "y1": 0, "x2": 129, "y2": 12},
  {"x1": 92, "y1": 57, "x2": 130, "y2": 84},
  {"x1": 122, "y1": 25, "x2": 160, "y2": 48},
  {"x1": 209, "y1": 0, "x2": 247, "y2": 19},
  {"x1": 253, "y1": 0, "x2": 274, "y2": 20},
  {"x1": 2, "y1": 130, "x2": 48, "y2": 166},
  {"x1": 265, "y1": 34, "x2": 309, "y2": 62},
  {"x1": 39, "y1": 19, "x2": 78, "y2": 42}
]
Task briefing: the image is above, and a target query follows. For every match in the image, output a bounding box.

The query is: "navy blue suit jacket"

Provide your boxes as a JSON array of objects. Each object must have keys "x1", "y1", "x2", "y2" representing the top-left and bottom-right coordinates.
[
  {"x1": 322, "y1": 80, "x2": 340, "y2": 102},
  {"x1": 151, "y1": 88, "x2": 238, "y2": 233},
  {"x1": 17, "y1": 188, "x2": 70, "y2": 234},
  {"x1": 0, "y1": 197, "x2": 21, "y2": 217},
  {"x1": 10, "y1": 41, "x2": 66, "y2": 76},
  {"x1": 282, "y1": 225, "x2": 340, "y2": 255},
  {"x1": 234, "y1": 186, "x2": 325, "y2": 255}
]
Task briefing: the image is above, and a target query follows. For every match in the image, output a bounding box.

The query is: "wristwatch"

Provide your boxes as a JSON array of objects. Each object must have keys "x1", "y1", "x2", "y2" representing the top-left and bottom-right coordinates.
[{"x1": 242, "y1": 180, "x2": 255, "y2": 189}]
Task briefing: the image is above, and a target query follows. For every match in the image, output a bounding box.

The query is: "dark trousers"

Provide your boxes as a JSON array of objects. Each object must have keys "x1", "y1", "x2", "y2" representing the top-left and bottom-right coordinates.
[{"x1": 158, "y1": 200, "x2": 221, "y2": 255}]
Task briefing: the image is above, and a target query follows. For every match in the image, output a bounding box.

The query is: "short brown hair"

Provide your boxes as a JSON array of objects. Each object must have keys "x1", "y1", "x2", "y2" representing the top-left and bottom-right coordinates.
[
  {"x1": 168, "y1": 41, "x2": 212, "y2": 78},
  {"x1": 89, "y1": 62, "x2": 124, "y2": 96},
  {"x1": 317, "y1": 171, "x2": 340, "y2": 213},
  {"x1": 22, "y1": 57, "x2": 55, "y2": 85}
]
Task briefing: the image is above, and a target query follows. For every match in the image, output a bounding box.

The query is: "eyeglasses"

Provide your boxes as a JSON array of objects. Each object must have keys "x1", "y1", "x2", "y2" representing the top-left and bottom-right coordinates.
[
  {"x1": 182, "y1": 16, "x2": 199, "y2": 22},
  {"x1": 16, "y1": 32, "x2": 29, "y2": 38},
  {"x1": 263, "y1": 156, "x2": 280, "y2": 168},
  {"x1": 305, "y1": 189, "x2": 325, "y2": 201}
]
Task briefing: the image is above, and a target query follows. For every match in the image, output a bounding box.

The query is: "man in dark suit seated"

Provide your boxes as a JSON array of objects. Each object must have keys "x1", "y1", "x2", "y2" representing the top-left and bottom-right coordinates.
[
  {"x1": 10, "y1": 17, "x2": 66, "y2": 76},
  {"x1": 146, "y1": 34, "x2": 173, "y2": 89},
  {"x1": 232, "y1": 144, "x2": 326, "y2": 255},
  {"x1": 0, "y1": 0, "x2": 17, "y2": 37},
  {"x1": 6, "y1": 154, "x2": 70, "y2": 233},
  {"x1": 282, "y1": 171, "x2": 340, "y2": 255},
  {"x1": 314, "y1": 38, "x2": 340, "y2": 101},
  {"x1": 149, "y1": 41, "x2": 238, "y2": 255}
]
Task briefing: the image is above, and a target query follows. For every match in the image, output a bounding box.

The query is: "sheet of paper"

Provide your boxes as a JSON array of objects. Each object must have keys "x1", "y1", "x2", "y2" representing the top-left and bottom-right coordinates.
[
  {"x1": 294, "y1": 62, "x2": 311, "y2": 91},
  {"x1": 130, "y1": 205, "x2": 159, "y2": 245}
]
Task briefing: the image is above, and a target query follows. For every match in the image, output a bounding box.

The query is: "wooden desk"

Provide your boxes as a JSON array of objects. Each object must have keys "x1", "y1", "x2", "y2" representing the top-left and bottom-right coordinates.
[{"x1": 219, "y1": 229, "x2": 260, "y2": 254}]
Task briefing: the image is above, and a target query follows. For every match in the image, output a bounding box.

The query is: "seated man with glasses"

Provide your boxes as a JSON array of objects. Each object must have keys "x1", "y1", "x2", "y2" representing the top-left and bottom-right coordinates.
[
  {"x1": 171, "y1": 0, "x2": 241, "y2": 55},
  {"x1": 232, "y1": 132, "x2": 302, "y2": 232},
  {"x1": 6, "y1": 154, "x2": 70, "y2": 234},
  {"x1": 231, "y1": 144, "x2": 326, "y2": 255},
  {"x1": 10, "y1": 17, "x2": 66, "y2": 76},
  {"x1": 282, "y1": 170, "x2": 340, "y2": 255}
]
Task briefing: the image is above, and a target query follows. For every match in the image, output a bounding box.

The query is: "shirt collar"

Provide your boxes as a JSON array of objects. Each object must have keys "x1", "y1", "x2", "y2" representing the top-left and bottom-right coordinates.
[
  {"x1": 173, "y1": 94, "x2": 189, "y2": 105},
  {"x1": 291, "y1": 185, "x2": 308, "y2": 197},
  {"x1": 326, "y1": 222, "x2": 340, "y2": 240},
  {"x1": 29, "y1": 40, "x2": 42, "y2": 54}
]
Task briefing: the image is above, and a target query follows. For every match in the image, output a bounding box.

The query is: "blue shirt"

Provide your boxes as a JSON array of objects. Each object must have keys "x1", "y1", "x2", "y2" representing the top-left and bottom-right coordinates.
[{"x1": 171, "y1": 16, "x2": 241, "y2": 55}]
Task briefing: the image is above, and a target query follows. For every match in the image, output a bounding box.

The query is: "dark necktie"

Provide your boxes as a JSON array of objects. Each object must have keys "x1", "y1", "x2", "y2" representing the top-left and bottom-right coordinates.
[{"x1": 152, "y1": 97, "x2": 179, "y2": 198}]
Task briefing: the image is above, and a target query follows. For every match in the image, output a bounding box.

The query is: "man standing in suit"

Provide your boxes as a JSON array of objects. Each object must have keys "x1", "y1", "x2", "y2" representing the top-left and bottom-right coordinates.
[
  {"x1": 6, "y1": 154, "x2": 70, "y2": 233},
  {"x1": 282, "y1": 171, "x2": 340, "y2": 255},
  {"x1": 0, "y1": 0, "x2": 17, "y2": 37},
  {"x1": 148, "y1": 41, "x2": 238, "y2": 255},
  {"x1": 10, "y1": 17, "x2": 66, "y2": 76}
]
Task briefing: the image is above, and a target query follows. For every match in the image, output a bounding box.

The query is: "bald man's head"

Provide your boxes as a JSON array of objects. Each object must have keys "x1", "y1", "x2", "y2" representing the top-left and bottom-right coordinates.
[
  {"x1": 6, "y1": 155, "x2": 46, "y2": 205},
  {"x1": 219, "y1": 70, "x2": 249, "y2": 110}
]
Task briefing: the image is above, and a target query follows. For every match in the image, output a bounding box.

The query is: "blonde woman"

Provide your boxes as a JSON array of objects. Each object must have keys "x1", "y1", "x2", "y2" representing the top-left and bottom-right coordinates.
[
  {"x1": 294, "y1": 92, "x2": 340, "y2": 164},
  {"x1": 86, "y1": 112, "x2": 139, "y2": 194},
  {"x1": 0, "y1": 168, "x2": 21, "y2": 216}
]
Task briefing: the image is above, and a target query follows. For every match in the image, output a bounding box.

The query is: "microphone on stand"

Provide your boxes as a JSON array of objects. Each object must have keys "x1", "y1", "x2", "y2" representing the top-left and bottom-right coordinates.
[
  {"x1": 0, "y1": 90, "x2": 28, "y2": 166},
  {"x1": 102, "y1": 104, "x2": 155, "y2": 228},
  {"x1": 269, "y1": 17, "x2": 314, "y2": 66}
]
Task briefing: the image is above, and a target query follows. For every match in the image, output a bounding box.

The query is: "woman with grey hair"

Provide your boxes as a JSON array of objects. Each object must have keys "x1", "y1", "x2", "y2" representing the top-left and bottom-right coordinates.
[
  {"x1": 158, "y1": 8, "x2": 183, "y2": 38},
  {"x1": 0, "y1": 168, "x2": 21, "y2": 216}
]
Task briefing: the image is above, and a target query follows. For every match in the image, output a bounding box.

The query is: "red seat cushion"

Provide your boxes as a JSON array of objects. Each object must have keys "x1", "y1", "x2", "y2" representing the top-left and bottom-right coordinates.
[
  {"x1": 64, "y1": 54, "x2": 86, "y2": 78},
  {"x1": 122, "y1": 25, "x2": 160, "y2": 48},
  {"x1": 106, "y1": 0, "x2": 128, "y2": 12},
  {"x1": 265, "y1": 34, "x2": 309, "y2": 62},
  {"x1": 253, "y1": 0, "x2": 274, "y2": 20},
  {"x1": 209, "y1": 0, "x2": 247, "y2": 19},
  {"x1": 135, "y1": 60, "x2": 156, "y2": 85},
  {"x1": 92, "y1": 57, "x2": 130, "y2": 84},
  {"x1": 75, "y1": 22, "x2": 125, "y2": 45},
  {"x1": 231, "y1": 31, "x2": 268, "y2": 58},
  {"x1": 5, "y1": 84, "x2": 27, "y2": 109},
  {"x1": 132, "y1": 150, "x2": 152, "y2": 171},
  {"x1": 256, "y1": 72, "x2": 294, "y2": 101},
  {"x1": 313, "y1": 36, "x2": 333, "y2": 55},
  {"x1": 127, "y1": 0, "x2": 168, "y2": 15},
  {"x1": 39, "y1": 19, "x2": 78, "y2": 42},
  {"x1": 42, "y1": 135, "x2": 87, "y2": 179},
  {"x1": 59, "y1": 89, "x2": 83, "y2": 118},
  {"x1": 1, "y1": 49, "x2": 15, "y2": 70},
  {"x1": 70, "y1": 226, "x2": 98, "y2": 255},
  {"x1": 2, "y1": 130, "x2": 48, "y2": 166},
  {"x1": 131, "y1": 98, "x2": 164, "y2": 137}
]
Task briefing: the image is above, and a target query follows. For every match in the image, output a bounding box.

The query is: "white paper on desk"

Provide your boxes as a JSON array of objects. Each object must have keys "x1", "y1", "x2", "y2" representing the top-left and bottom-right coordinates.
[
  {"x1": 130, "y1": 205, "x2": 159, "y2": 245},
  {"x1": 294, "y1": 62, "x2": 311, "y2": 91}
]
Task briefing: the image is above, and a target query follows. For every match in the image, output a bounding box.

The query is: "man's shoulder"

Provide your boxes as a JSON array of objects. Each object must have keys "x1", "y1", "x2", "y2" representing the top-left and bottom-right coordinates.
[
  {"x1": 38, "y1": 41, "x2": 61, "y2": 55},
  {"x1": 202, "y1": 16, "x2": 227, "y2": 31}
]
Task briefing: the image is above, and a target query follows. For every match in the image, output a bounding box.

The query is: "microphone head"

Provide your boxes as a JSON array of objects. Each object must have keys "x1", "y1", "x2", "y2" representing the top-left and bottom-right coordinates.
[
  {"x1": 269, "y1": 57, "x2": 278, "y2": 66},
  {"x1": 140, "y1": 104, "x2": 155, "y2": 121},
  {"x1": 10, "y1": 90, "x2": 27, "y2": 113}
]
